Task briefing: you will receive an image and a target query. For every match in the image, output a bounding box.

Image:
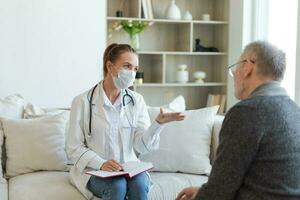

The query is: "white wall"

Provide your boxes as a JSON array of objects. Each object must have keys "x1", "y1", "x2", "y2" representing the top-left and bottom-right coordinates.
[
  {"x1": 0, "y1": 0, "x2": 106, "y2": 107},
  {"x1": 227, "y1": 0, "x2": 248, "y2": 108}
]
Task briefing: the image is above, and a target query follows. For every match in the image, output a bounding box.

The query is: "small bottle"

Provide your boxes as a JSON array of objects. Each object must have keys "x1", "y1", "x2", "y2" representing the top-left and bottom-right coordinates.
[{"x1": 135, "y1": 72, "x2": 144, "y2": 84}]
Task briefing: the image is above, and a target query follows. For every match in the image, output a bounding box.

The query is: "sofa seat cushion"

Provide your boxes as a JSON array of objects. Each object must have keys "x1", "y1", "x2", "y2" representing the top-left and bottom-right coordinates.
[
  {"x1": 148, "y1": 172, "x2": 208, "y2": 200},
  {"x1": 8, "y1": 171, "x2": 208, "y2": 200},
  {"x1": 9, "y1": 171, "x2": 86, "y2": 200},
  {"x1": 0, "y1": 181, "x2": 8, "y2": 200}
]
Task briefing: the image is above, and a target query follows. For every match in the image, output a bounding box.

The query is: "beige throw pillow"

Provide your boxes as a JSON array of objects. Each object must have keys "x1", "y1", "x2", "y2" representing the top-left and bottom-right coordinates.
[{"x1": 1, "y1": 113, "x2": 68, "y2": 177}]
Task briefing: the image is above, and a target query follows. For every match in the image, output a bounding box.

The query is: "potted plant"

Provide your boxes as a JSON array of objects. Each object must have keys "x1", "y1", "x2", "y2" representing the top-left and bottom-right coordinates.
[{"x1": 110, "y1": 20, "x2": 150, "y2": 50}]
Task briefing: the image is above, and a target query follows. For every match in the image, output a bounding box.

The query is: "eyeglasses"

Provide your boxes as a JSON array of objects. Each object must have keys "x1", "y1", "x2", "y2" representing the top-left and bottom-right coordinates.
[{"x1": 226, "y1": 59, "x2": 255, "y2": 77}]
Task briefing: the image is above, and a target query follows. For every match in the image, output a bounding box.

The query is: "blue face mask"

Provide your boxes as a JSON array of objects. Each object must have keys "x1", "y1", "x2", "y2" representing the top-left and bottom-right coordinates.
[{"x1": 112, "y1": 69, "x2": 136, "y2": 89}]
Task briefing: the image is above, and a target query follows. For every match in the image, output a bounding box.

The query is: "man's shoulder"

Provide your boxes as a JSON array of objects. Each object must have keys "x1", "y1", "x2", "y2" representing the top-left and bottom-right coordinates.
[{"x1": 232, "y1": 95, "x2": 280, "y2": 111}]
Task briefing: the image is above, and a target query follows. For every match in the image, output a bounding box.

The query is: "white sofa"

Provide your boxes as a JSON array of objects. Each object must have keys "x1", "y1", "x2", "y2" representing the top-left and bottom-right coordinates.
[{"x1": 0, "y1": 95, "x2": 224, "y2": 200}]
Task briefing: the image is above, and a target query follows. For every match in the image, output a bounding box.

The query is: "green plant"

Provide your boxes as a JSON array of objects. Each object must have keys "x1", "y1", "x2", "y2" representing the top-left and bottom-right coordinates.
[{"x1": 120, "y1": 20, "x2": 149, "y2": 38}]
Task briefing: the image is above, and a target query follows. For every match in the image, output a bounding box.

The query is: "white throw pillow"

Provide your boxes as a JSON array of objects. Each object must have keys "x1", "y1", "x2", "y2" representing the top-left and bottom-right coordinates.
[
  {"x1": 0, "y1": 94, "x2": 26, "y2": 119},
  {"x1": 147, "y1": 95, "x2": 186, "y2": 122},
  {"x1": 139, "y1": 106, "x2": 219, "y2": 175},
  {"x1": 1, "y1": 112, "x2": 68, "y2": 177},
  {"x1": 24, "y1": 101, "x2": 69, "y2": 119}
]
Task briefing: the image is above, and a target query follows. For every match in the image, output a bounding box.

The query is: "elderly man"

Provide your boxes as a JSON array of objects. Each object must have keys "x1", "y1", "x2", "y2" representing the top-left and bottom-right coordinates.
[{"x1": 176, "y1": 41, "x2": 300, "y2": 200}]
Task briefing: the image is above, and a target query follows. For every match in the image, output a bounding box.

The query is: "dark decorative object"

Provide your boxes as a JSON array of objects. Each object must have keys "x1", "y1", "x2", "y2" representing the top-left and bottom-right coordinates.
[
  {"x1": 116, "y1": 10, "x2": 123, "y2": 17},
  {"x1": 135, "y1": 72, "x2": 144, "y2": 84},
  {"x1": 194, "y1": 38, "x2": 219, "y2": 52}
]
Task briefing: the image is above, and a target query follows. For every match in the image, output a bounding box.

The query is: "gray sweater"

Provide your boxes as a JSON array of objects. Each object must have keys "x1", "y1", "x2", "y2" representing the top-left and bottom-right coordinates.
[{"x1": 195, "y1": 82, "x2": 300, "y2": 200}]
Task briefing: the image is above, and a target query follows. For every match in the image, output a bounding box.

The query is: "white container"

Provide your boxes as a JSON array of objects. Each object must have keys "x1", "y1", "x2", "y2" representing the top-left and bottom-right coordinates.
[
  {"x1": 202, "y1": 14, "x2": 210, "y2": 21},
  {"x1": 193, "y1": 71, "x2": 206, "y2": 83},
  {"x1": 176, "y1": 64, "x2": 189, "y2": 83},
  {"x1": 183, "y1": 11, "x2": 193, "y2": 20},
  {"x1": 165, "y1": 0, "x2": 181, "y2": 20}
]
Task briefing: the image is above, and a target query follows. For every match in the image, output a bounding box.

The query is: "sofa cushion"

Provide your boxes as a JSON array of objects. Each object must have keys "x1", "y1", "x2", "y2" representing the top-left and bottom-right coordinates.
[
  {"x1": 140, "y1": 106, "x2": 219, "y2": 175},
  {"x1": 0, "y1": 181, "x2": 8, "y2": 200},
  {"x1": 0, "y1": 128, "x2": 3, "y2": 181},
  {"x1": 1, "y1": 113, "x2": 68, "y2": 177},
  {"x1": 147, "y1": 95, "x2": 186, "y2": 122},
  {"x1": 8, "y1": 171, "x2": 86, "y2": 200},
  {"x1": 148, "y1": 172, "x2": 208, "y2": 200},
  {"x1": 0, "y1": 94, "x2": 26, "y2": 119},
  {"x1": 210, "y1": 115, "x2": 224, "y2": 163},
  {"x1": 0, "y1": 94, "x2": 27, "y2": 180},
  {"x1": 8, "y1": 170, "x2": 207, "y2": 200}
]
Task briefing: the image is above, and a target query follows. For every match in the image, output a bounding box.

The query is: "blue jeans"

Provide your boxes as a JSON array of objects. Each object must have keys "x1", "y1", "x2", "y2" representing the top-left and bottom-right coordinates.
[{"x1": 87, "y1": 172, "x2": 150, "y2": 200}]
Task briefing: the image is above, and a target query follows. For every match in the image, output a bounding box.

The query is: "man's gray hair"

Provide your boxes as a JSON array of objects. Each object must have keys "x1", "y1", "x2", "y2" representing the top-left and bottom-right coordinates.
[{"x1": 243, "y1": 41, "x2": 286, "y2": 81}]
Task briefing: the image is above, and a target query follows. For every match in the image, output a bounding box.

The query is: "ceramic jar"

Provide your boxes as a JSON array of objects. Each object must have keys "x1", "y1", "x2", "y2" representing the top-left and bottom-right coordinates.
[{"x1": 176, "y1": 64, "x2": 189, "y2": 83}]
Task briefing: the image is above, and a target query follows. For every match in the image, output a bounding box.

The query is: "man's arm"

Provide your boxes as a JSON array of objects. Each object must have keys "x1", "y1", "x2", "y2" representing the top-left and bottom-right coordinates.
[{"x1": 195, "y1": 105, "x2": 263, "y2": 200}]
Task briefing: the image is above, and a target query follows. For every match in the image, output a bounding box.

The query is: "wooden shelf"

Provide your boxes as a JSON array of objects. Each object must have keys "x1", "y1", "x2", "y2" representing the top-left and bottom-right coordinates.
[
  {"x1": 137, "y1": 51, "x2": 227, "y2": 56},
  {"x1": 133, "y1": 83, "x2": 227, "y2": 87},
  {"x1": 107, "y1": 17, "x2": 229, "y2": 25},
  {"x1": 107, "y1": 0, "x2": 229, "y2": 109}
]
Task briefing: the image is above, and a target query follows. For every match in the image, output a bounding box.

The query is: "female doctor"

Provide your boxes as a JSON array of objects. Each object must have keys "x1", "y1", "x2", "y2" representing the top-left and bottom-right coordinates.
[{"x1": 66, "y1": 43, "x2": 185, "y2": 200}]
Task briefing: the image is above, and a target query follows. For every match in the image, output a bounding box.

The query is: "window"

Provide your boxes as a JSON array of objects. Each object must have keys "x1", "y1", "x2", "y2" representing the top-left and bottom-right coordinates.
[{"x1": 255, "y1": 0, "x2": 298, "y2": 99}]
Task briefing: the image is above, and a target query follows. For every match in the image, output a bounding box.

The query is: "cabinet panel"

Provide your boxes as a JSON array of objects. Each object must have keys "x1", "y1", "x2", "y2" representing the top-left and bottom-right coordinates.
[
  {"x1": 151, "y1": 0, "x2": 228, "y2": 21},
  {"x1": 107, "y1": 0, "x2": 139, "y2": 18},
  {"x1": 193, "y1": 24, "x2": 228, "y2": 52},
  {"x1": 140, "y1": 23, "x2": 190, "y2": 51},
  {"x1": 135, "y1": 86, "x2": 224, "y2": 109},
  {"x1": 108, "y1": 22, "x2": 191, "y2": 52},
  {"x1": 139, "y1": 54, "x2": 163, "y2": 83},
  {"x1": 165, "y1": 55, "x2": 227, "y2": 83}
]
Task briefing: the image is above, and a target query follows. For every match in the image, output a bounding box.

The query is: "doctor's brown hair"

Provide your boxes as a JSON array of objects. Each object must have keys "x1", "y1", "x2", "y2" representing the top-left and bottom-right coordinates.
[{"x1": 103, "y1": 43, "x2": 137, "y2": 77}]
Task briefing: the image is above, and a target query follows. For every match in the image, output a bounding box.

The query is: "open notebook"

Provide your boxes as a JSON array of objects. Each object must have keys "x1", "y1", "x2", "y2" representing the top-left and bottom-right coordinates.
[{"x1": 86, "y1": 161, "x2": 153, "y2": 179}]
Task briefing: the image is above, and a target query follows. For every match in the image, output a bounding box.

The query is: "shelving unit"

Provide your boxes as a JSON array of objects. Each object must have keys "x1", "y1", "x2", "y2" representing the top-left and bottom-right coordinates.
[{"x1": 106, "y1": 0, "x2": 229, "y2": 110}]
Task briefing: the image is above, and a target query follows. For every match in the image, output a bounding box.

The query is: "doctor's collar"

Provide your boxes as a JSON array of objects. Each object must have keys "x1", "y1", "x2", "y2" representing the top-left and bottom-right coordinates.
[{"x1": 100, "y1": 83, "x2": 122, "y2": 108}]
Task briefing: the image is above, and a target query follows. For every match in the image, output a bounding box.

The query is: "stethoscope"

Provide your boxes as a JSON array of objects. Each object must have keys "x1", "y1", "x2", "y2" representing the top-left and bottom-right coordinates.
[
  {"x1": 73, "y1": 84, "x2": 135, "y2": 166},
  {"x1": 87, "y1": 83, "x2": 135, "y2": 136}
]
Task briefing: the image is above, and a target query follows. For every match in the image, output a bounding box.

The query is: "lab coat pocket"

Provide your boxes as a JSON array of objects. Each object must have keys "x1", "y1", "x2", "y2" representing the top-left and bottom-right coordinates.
[{"x1": 121, "y1": 119, "x2": 136, "y2": 131}]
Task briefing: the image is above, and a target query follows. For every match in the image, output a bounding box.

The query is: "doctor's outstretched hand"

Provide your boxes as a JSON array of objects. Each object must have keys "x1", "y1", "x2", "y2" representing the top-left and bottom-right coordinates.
[
  {"x1": 155, "y1": 108, "x2": 185, "y2": 124},
  {"x1": 176, "y1": 187, "x2": 200, "y2": 200}
]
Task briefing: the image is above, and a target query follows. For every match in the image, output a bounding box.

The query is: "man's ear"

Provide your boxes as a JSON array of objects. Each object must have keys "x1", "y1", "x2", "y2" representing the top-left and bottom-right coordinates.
[{"x1": 242, "y1": 62, "x2": 254, "y2": 78}]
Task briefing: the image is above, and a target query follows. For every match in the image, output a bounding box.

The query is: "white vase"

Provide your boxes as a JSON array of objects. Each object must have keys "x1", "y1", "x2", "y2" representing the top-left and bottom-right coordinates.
[
  {"x1": 165, "y1": 0, "x2": 181, "y2": 20},
  {"x1": 183, "y1": 11, "x2": 193, "y2": 20}
]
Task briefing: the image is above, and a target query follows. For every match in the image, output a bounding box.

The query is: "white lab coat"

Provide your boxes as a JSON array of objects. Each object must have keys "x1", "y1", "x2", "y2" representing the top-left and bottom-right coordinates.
[{"x1": 66, "y1": 82, "x2": 161, "y2": 199}]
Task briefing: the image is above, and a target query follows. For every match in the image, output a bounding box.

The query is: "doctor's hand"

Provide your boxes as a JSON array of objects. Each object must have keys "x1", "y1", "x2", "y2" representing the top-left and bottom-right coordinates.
[
  {"x1": 156, "y1": 108, "x2": 185, "y2": 124},
  {"x1": 100, "y1": 160, "x2": 123, "y2": 172},
  {"x1": 176, "y1": 187, "x2": 200, "y2": 200}
]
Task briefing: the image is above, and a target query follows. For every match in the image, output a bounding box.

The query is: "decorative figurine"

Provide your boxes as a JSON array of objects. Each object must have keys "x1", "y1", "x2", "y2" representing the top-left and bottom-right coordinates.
[
  {"x1": 193, "y1": 71, "x2": 206, "y2": 83},
  {"x1": 194, "y1": 38, "x2": 219, "y2": 52}
]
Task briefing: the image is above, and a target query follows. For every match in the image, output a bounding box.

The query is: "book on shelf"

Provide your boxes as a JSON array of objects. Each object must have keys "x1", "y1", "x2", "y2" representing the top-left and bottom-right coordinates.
[
  {"x1": 141, "y1": 0, "x2": 148, "y2": 19},
  {"x1": 86, "y1": 161, "x2": 153, "y2": 179},
  {"x1": 146, "y1": 0, "x2": 154, "y2": 19},
  {"x1": 142, "y1": 0, "x2": 154, "y2": 19},
  {"x1": 206, "y1": 94, "x2": 226, "y2": 114}
]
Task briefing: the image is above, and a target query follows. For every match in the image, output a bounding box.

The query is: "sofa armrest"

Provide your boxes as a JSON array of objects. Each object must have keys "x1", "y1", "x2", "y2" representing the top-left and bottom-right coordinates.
[
  {"x1": 210, "y1": 115, "x2": 224, "y2": 164},
  {"x1": 0, "y1": 179, "x2": 8, "y2": 200}
]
